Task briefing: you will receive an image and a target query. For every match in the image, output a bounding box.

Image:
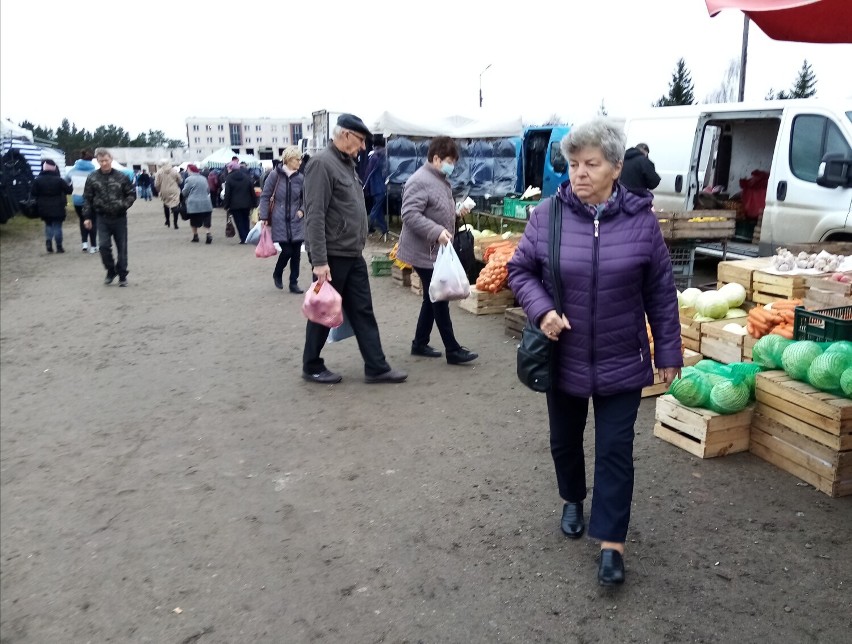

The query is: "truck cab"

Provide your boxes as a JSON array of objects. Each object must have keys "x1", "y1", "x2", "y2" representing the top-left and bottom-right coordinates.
[{"x1": 521, "y1": 126, "x2": 571, "y2": 197}]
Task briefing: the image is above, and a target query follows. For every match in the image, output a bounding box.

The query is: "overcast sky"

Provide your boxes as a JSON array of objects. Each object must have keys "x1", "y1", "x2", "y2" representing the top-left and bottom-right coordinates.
[{"x1": 2, "y1": 0, "x2": 850, "y2": 142}]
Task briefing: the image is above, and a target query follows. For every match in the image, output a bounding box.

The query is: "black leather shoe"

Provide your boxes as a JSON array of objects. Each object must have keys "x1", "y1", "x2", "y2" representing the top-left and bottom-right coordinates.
[
  {"x1": 560, "y1": 502, "x2": 585, "y2": 539},
  {"x1": 411, "y1": 344, "x2": 442, "y2": 358},
  {"x1": 273, "y1": 276, "x2": 284, "y2": 289},
  {"x1": 364, "y1": 368, "x2": 408, "y2": 384},
  {"x1": 598, "y1": 549, "x2": 625, "y2": 586},
  {"x1": 446, "y1": 347, "x2": 478, "y2": 365},
  {"x1": 104, "y1": 272, "x2": 116, "y2": 285},
  {"x1": 290, "y1": 285, "x2": 304, "y2": 294},
  {"x1": 302, "y1": 369, "x2": 342, "y2": 384}
]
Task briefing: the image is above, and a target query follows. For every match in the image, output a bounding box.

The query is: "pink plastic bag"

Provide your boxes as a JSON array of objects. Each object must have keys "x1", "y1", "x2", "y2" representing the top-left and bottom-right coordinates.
[
  {"x1": 255, "y1": 225, "x2": 278, "y2": 258},
  {"x1": 301, "y1": 280, "x2": 344, "y2": 328}
]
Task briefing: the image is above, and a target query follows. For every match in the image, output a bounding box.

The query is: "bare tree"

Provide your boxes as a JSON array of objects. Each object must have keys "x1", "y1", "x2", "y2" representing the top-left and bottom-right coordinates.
[
  {"x1": 542, "y1": 113, "x2": 563, "y2": 125},
  {"x1": 597, "y1": 99, "x2": 608, "y2": 117},
  {"x1": 705, "y1": 59, "x2": 740, "y2": 104}
]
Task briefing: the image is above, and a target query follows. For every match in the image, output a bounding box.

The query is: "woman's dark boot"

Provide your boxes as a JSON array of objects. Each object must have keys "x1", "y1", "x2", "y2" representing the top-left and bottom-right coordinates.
[
  {"x1": 46, "y1": 240, "x2": 53, "y2": 253},
  {"x1": 173, "y1": 212, "x2": 179, "y2": 229},
  {"x1": 56, "y1": 243, "x2": 65, "y2": 253}
]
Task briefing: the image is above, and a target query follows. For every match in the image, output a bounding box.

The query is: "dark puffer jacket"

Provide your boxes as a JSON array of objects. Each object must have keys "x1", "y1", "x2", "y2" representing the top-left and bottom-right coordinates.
[
  {"x1": 507, "y1": 182, "x2": 682, "y2": 397},
  {"x1": 223, "y1": 170, "x2": 258, "y2": 211},
  {"x1": 31, "y1": 168, "x2": 73, "y2": 221},
  {"x1": 258, "y1": 167, "x2": 304, "y2": 242}
]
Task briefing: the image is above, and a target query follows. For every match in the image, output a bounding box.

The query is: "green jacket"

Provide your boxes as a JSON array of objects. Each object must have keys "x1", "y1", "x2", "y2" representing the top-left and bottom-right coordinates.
[
  {"x1": 83, "y1": 169, "x2": 136, "y2": 219},
  {"x1": 303, "y1": 145, "x2": 367, "y2": 266}
]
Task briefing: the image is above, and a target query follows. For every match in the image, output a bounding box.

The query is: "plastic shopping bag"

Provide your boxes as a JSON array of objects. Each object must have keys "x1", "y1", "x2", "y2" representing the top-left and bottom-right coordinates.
[
  {"x1": 429, "y1": 243, "x2": 471, "y2": 303},
  {"x1": 245, "y1": 220, "x2": 263, "y2": 245},
  {"x1": 326, "y1": 311, "x2": 355, "y2": 343},
  {"x1": 301, "y1": 280, "x2": 344, "y2": 328},
  {"x1": 255, "y1": 225, "x2": 278, "y2": 258}
]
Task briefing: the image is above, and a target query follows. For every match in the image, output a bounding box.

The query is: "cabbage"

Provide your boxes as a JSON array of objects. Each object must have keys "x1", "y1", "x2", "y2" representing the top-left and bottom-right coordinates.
[
  {"x1": 724, "y1": 308, "x2": 748, "y2": 319},
  {"x1": 781, "y1": 341, "x2": 824, "y2": 381},
  {"x1": 709, "y1": 379, "x2": 751, "y2": 414},
  {"x1": 825, "y1": 341, "x2": 852, "y2": 359},
  {"x1": 807, "y1": 351, "x2": 851, "y2": 392},
  {"x1": 841, "y1": 367, "x2": 852, "y2": 398},
  {"x1": 669, "y1": 373, "x2": 710, "y2": 407},
  {"x1": 722, "y1": 323, "x2": 747, "y2": 335},
  {"x1": 696, "y1": 290, "x2": 729, "y2": 319},
  {"x1": 718, "y1": 283, "x2": 747, "y2": 308},
  {"x1": 680, "y1": 288, "x2": 701, "y2": 308},
  {"x1": 693, "y1": 314, "x2": 716, "y2": 322},
  {"x1": 752, "y1": 335, "x2": 793, "y2": 369}
]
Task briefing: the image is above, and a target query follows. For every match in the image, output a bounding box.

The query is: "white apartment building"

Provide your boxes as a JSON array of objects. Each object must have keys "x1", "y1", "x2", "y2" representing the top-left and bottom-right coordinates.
[{"x1": 185, "y1": 116, "x2": 312, "y2": 161}]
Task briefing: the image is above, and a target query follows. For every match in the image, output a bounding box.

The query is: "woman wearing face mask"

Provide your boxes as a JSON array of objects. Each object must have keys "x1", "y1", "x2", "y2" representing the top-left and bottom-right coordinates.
[{"x1": 395, "y1": 136, "x2": 478, "y2": 366}]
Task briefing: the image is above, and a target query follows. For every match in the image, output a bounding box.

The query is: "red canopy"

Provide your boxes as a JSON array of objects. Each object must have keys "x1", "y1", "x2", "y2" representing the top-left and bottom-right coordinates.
[{"x1": 706, "y1": 0, "x2": 852, "y2": 43}]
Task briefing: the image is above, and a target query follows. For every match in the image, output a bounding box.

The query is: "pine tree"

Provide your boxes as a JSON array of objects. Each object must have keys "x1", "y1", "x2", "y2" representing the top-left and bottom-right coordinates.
[
  {"x1": 767, "y1": 59, "x2": 817, "y2": 100},
  {"x1": 654, "y1": 58, "x2": 696, "y2": 107}
]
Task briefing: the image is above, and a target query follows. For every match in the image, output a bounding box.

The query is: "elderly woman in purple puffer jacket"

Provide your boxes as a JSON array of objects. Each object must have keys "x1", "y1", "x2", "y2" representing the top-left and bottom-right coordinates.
[{"x1": 507, "y1": 119, "x2": 682, "y2": 587}]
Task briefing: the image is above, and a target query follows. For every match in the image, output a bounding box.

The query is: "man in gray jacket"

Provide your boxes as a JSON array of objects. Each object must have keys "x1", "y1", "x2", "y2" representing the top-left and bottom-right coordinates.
[{"x1": 301, "y1": 113, "x2": 407, "y2": 385}]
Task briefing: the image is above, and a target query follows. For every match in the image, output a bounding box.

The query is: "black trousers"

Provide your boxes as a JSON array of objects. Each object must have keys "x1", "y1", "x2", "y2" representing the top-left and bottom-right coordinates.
[
  {"x1": 412, "y1": 266, "x2": 461, "y2": 352},
  {"x1": 97, "y1": 214, "x2": 128, "y2": 278},
  {"x1": 545, "y1": 388, "x2": 642, "y2": 543},
  {"x1": 230, "y1": 209, "x2": 251, "y2": 243},
  {"x1": 163, "y1": 204, "x2": 179, "y2": 227},
  {"x1": 302, "y1": 255, "x2": 390, "y2": 377},
  {"x1": 75, "y1": 205, "x2": 96, "y2": 245},
  {"x1": 273, "y1": 240, "x2": 302, "y2": 286}
]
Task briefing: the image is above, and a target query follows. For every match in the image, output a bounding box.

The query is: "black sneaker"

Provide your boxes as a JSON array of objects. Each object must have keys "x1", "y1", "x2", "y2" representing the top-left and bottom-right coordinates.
[
  {"x1": 206, "y1": 234, "x2": 212, "y2": 244},
  {"x1": 446, "y1": 347, "x2": 478, "y2": 365},
  {"x1": 411, "y1": 344, "x2": 442, "y2": 358},
  {"x1": 118, "y1": 278, "x2": 128, "y2": 287},
  {"x1": 104, "y1": 272, "x2": 117, "y2": 285}
]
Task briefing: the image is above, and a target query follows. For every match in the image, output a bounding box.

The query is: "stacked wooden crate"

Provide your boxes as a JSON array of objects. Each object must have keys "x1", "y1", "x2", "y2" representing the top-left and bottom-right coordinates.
[
  {"x1": 504, "y1": 307, "x2": 527, "y2": 338},
  {"x1": 654, "y1": 394, "x2": 753, "y2": 458},
  {"x1": 457, "y1": 287, "x2": 515, "y2": 315},
  {"x1": 410, "y1": 270, "x2": 423, "y2": 296},
  {"x1": 679, "y1": 308, "x2": 703, "y2": 352},
  {"x1": 716, "y1": 256, "x2": 772, "y2": 301},
  {"x1": 655, "y1": 210, "x2": 736, "y2": 241},
  {"x1": 699, "y1": 319, "x2": 750, "y2": 364},
  {"x1": 751, "y1": 270, "x2": 808, "y2": 306},
  {"x1": 751, "y1": 371, "x2": 852, "y2": 497},
  {"x1": 802, "y1": 273, "x2": 852, "y2": 310},
  {"x1": 392, "y1": 265, "x2": 412, "y2": 288}
]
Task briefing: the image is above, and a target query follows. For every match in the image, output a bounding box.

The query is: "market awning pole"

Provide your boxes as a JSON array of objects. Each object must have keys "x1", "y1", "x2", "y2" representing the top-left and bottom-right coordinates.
[{"x1": 738, "y1": 15, "x2": 749, "y2": 102}]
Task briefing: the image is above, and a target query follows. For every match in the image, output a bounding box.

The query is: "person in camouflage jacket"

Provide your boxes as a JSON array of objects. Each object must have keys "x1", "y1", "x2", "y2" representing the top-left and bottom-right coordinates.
[{"x1": 83, "y1": 149, "x2": 136, "y2": 286}]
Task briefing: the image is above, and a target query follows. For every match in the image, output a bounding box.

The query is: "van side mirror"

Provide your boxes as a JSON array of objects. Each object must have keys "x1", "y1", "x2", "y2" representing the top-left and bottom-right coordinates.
[
  {"x1": 817, "y1": 153, "x2": 852, "y2": 188},
  {"x1": 550, "y1": 142, "x2": 567, "y2": 175}
]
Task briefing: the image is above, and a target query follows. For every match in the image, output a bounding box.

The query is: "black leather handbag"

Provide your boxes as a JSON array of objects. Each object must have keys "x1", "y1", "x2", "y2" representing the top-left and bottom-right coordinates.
[
  {"x1": 516, "y1": 197, "x2": 563, "y2": 393},
  {"x1": 453, "y1": 216, "x2": 476, "y2": 276}
]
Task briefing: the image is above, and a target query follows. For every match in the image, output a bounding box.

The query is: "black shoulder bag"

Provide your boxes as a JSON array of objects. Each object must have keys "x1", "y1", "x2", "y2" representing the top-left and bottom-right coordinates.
[
  {"x1": 516, "y1": 197, "x2": 563, "y2": 393},
  {"x1": 453, "y1": 215, "x2": 476, "y2": 277}
]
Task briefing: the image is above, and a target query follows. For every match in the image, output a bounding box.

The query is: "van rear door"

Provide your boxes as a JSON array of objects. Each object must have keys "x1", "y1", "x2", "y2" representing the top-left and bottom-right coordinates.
[{"x1": 763, "y1": 106, "x2": 852, "y2": 249}]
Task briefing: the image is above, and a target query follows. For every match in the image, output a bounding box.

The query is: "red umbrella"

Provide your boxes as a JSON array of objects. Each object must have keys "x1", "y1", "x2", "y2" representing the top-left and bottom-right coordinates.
[{"x1": 706, "y1": 0, "x2": 852, "y2": 43}]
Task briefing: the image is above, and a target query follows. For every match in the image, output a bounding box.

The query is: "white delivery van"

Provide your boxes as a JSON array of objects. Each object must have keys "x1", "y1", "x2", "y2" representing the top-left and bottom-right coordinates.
[{"x1": 624, "y1": 99, "x2": 852, "y2": 257}]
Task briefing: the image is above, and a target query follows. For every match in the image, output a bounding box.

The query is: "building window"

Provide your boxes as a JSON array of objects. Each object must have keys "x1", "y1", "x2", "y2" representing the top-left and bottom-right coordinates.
[
  {"x1": 257, "y1": 137, "x2": 262, "y2": 143},
  {"x1": 205, "y1": 124, "x2": 212, "y2": 131},
  {"x1": 271, "y1": 125, "x2": 277, "y2": 132},
  {"x1": 193, "y1": 137, "x2": 200, "y2": 143},
  {"x1": 218, "y1": 124, "x2": 224, "y2": 131},
  {"x1": 283, "y1": 137, "x2": 289, "y2": 144},
  {"x1": 192, "y1": 125, "x2": 199, "y2": 131},
  {"x1": 246, "y1": 137, "x2": 251, "y2": 143},
  {"x1": 256, "y1": 125, "x2": 262, "y2": 131},
  {"x1": 197, "y1": 149, "x2": 203, "y2": 155},
  {"x1": 219, "y1": 137, "x2": 225, "y2": 143},
  {"x1": 272, "y1": 137, "x2": 278, "y2": 143},
  {"x1": 246, "y1": 148, "x2": 255, "y2": 156},
  {"x1": 291, "y1": 124, "x2": 303, "y2": 141},
  {"x1": 230, "y1": 124, "x2": 242, "y2": 146},
  {"x1": 244, "y1": 125, "x2": 250, "y2": 131}
]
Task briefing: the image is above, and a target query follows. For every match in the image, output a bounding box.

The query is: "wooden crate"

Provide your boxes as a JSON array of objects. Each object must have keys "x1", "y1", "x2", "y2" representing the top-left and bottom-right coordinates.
[
  {"x1": 679, "y1": 308, "x2": 708, "y2": 352},
  {"x1": 699, "y1": 319, "x2": 749, "y2": 364},
  {"x1": 473, "y1": 233, "x2": 523, "y2": 262},
  {"x1": 654, "y1": 394, "x2": 753, "y2": 458},
  {"x1": 504, "y1": 307, "x2": 527, "y2": 338},
  {"x1": 743, "y1": 335, "x2": 757, "y2": 361},
  {"x1": 457, "y1": 286, "x2": 515, "y2": 315},
  {"x1": 752, "y1": 371, "x2": 852, "y2": 497},
  {"x1": 655, "y1": 210, "x2": 736, "y2": 240},
  {"x1": 410, "y1": 270, "x2": 423, "y2": 297},
  {"x1": 717, "y1": 257, "x2": 772, "y2": 301},
  {"x1": 752, "y1": 271, "x2": 807, "y2": 305},
  {"x1": 641, "y1": 349, "x2": 702, "y2": 398},
  {"x1": 392, "y1": 265, "x2": 412, "y2": 288},
  {"x1": 802, "y1": 274, "x2": 852, "y2": 309}
]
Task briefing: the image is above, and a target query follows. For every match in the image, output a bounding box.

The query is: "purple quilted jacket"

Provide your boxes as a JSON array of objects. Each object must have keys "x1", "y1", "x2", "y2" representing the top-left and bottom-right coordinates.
[{"x1": 507, "y1": 182, "x2": 682, "y2": 397}]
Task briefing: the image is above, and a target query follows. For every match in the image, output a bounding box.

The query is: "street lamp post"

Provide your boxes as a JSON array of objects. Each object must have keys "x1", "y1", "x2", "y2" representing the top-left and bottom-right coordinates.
[{"x1": 479, "y1": 64, "x2": 492, "y2": 108}]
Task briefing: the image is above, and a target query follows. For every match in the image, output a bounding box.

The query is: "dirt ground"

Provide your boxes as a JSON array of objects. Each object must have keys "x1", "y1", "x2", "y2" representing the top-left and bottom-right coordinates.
[{"x1": 1, "y1": 198, "x2": 850, "y2": 644}]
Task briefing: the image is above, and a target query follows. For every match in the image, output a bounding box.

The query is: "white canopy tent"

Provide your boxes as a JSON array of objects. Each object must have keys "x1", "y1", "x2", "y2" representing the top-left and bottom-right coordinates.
[
  {"x1": 0, "y1": 118, "x2": 34, "y2": 142},
  {"x1": 372, "y1": 111, "x2": 524, "y2": 139},
  {"x1": 200, "y1": 147, "x2": 261, "y2": 169}
]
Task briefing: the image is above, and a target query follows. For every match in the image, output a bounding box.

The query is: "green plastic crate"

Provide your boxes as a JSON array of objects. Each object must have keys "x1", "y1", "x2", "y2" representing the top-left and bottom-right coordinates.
[
  {"x1": 502, "y1": 198, "x2": 540, "y2": 220},
  {"x1": 793, "y1": 305, "x2": 852, "y2": 342},
  {"x1": 371, "y1": 255, "x2": 393, "y2": 276}
]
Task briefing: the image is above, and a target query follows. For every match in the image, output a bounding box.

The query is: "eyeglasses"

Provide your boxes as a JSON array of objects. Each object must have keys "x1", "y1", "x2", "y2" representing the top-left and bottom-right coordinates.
[{"x1": 346, "y1": 130, "x2": 366, "y2": 144}]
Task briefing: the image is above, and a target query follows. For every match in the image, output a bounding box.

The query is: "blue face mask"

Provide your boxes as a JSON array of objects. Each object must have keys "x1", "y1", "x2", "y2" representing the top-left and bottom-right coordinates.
[{"x1": 440, "y1": 162, "x2": 454, "y2": 177}]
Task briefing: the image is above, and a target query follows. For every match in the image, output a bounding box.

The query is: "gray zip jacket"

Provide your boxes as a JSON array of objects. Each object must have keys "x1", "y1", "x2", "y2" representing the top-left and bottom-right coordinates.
[{"x1": 303, "y1": 145, "x2": 368, "y2": 266}]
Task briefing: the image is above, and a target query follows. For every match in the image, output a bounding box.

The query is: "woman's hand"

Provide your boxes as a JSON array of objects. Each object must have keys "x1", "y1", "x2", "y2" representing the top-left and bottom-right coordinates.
[
  {"x1": 437, "y1": 229, "x2": 452, "y2": 246},
  {"x1": 659, "y1": 367, "x2": 682, "y2": 385},
  {"x1": 261, "y1": 219, "x2": 269, "y2": 226},
  {"x1": 539, "y1": 310, "x2": 571, "y2": 341},
  {"x1": 457, "y1": 206, "x2": 471, "y2": 217}
]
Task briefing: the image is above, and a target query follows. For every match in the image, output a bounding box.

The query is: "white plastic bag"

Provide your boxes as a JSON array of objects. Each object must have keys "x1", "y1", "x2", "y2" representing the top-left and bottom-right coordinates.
[
  {"x1": 429, "y1": 243, "x2": 471, "y2": 303},
  {"x1": 245, "y1": 220, "x2": 263, "y2": 245}
]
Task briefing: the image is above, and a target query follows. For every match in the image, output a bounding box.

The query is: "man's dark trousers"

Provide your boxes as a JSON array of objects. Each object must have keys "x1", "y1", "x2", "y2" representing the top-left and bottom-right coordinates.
[
  {"x1": 303, "y1": 255, "x2": 391, "y2": 377},
  {"x1": 97, "y1": 214, "x2": 128, "y2": 278}
]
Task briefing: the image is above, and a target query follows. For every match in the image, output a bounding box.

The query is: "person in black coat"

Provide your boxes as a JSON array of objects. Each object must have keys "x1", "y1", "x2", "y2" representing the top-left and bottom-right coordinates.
[
  {"x1": 223, "y1": 167, "x2": 258, "y2": 243},
  {"x1": 620, "y1": 143, "x2": 661, "y2": 193},
  {"x1": 31, "y1": 159, "x2": 73, "y2": 253}
]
